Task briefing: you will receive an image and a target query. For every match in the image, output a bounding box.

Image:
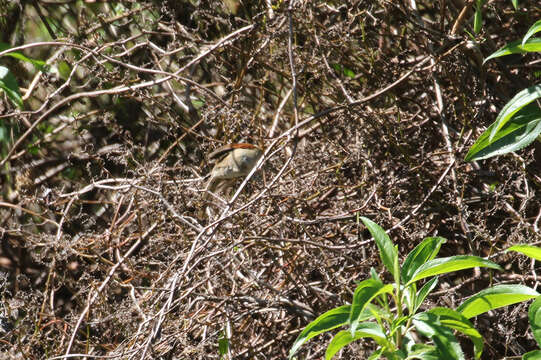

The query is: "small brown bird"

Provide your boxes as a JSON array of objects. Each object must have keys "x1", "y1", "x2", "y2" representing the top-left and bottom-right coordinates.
[{"x1": 205, "y1": 143, "x2": 263, "y2": 198}]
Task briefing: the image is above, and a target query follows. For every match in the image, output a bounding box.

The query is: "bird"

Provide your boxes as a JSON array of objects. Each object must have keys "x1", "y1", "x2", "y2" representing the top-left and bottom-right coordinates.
[{"x1": 204, "y1": 143, "x2": 263, "y2": 199}]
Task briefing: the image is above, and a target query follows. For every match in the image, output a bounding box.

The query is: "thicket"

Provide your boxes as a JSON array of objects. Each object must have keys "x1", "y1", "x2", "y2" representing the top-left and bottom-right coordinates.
[{"x1": 0, "y1": 0, "x2": 540, "y2": 359}]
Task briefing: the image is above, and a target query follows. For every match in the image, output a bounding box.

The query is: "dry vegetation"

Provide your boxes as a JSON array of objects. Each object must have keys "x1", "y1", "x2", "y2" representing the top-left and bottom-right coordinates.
[{"x1": 1, "y1": 0, "x2": 541, "y2": 359}]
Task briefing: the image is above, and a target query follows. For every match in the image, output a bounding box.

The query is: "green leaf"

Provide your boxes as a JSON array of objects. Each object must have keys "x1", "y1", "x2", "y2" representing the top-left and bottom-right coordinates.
[
  {"x1": 370, "y1": 267, "x2": 382, "y2": 282},
  {"x1": 379, "y1": 350, "x2": 404, "y2": 360},
  {"x1": 508, "y1": 244, "x2": 541, "y2": 262},
  {"x1": 57, "y1": 61, "x2": 72, "y2": 80},
  {"x1": 325, "y1": 324, "x2": 388, "y2": 360},
  {"x1": 473, "y1": 4, "x2": 482, "y2": 34},
  {"x1": 489, "y1": 85, "x2": 541, "y2": 141},
  {"x1": 402, "y1": 335, "x2": 440, "y2": 359},
  {"x1": 413, "y1": 312, "x2": 465, "y2": 360},
  {"x1": 484, "y1": 38, "x2": 541, "y2": 63},
  {"x1": 342, "y1": 66, "x2": 355, "y2": 79},
  {"x1": 529, "y1": 295, "x2": 541, "y2": 347},
  {"x1": 510, "y1": 0, "x2": 518, "y2": 10},
  {"x1": 0, "y1": 66, "x2": 23, "y2": 108},
  {"x1": 289, "y1": 305, "x2": 351, "y2": 359},
  {"x1": 524, "y1": 350, "x2": 541, "y2": 360},
  {"x1": 405, "y1": 345, "x2": 439, "y2": 360},
  {"x1": 523, "y1": 20, "x2": 541, "y2": 46},
  {"x1": 27, "y1": 144, "x2": 39, "y2": 155},
  {"x1": 414, "y1": 277, "x2": 439, "y2": 313},
  {"x1": 218, "y1": 331, "x2": 229, "y2": 357},
  {"x1": 361, "y1": 217, "x2": 398, "y2": 280},
  {"x1": 350, "y1": 279, "x2": 393, "y2": 336},
  {"x1": 0, "y1": 43, "x2": 47, "y2": 71},
  {"x1": 369, "y1": 348, "x2": 385, "y2": 360},
  {"x1": 356, "y1": 303, "x2": 388, "y2": 323},
  {"x1": 426, "y1": 308, "x2": 483, "y2": 359},
  {"x1": 406, "y1": 256, "x2": 502, "y2": 285},
  {"x1": 457, "y1": 285, "x2": 539, "y2": 319},
  {"x1": 331, "y1": 63, "x2": 356, "y2": 79},
  {"x1": 465, "y1": 105, "x2": 541, "y2": 161},
  {"x1": 402, "y1": 237, "x2": 446, "y2": 283},
  {"x1": 389, "y1": 315, "x2": 408, "y2": 338}
]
